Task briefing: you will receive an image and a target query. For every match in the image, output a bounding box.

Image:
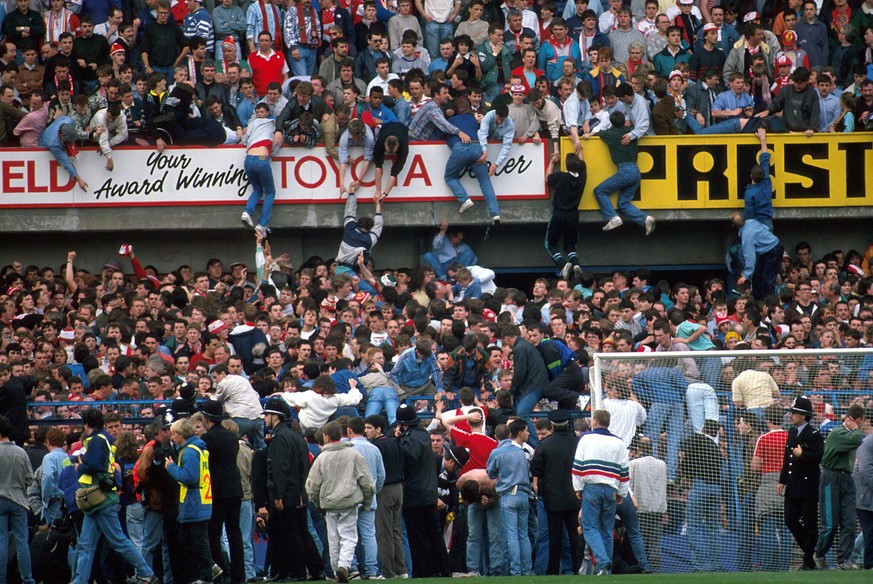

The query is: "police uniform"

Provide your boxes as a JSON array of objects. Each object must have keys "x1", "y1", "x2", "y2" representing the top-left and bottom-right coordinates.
[
  {"x1": 778, "y1": 396, "x2": 823, "y2": 570},
  {"x1": 264, "y1": 397, "x2": 323, "y2": 581},
  {"x1": 529, "y1": 410, "x2": 581, "y2": 575}
]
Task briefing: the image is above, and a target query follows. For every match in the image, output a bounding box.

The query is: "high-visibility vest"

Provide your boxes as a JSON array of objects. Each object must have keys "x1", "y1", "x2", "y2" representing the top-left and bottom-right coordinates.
[
  {"x1": 79, "y1": 433, "x2": 116, "y2": 489},
  {"x1": 178, "y1": 444, "x2": 212, "y2": 505}
]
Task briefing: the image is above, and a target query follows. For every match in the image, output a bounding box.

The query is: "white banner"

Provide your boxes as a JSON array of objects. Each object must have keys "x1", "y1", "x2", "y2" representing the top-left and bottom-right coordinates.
[{"x1": 2, "y1": 142, "x2": 549, "y2": 208}]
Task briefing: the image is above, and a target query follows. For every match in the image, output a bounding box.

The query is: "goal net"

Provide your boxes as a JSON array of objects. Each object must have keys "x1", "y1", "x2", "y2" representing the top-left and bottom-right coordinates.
[{"x1": 587, "y1": 347, "x2": 873, "y2": 573}]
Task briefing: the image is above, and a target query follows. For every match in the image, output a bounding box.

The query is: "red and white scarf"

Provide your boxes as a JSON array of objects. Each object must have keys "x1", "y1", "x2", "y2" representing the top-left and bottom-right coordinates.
[
  {"x1": 258, "y1": 0, "x2": 283, "y2": 52},
  {"x1": 297, "y1": 2, "x2": 320, "y2": 47}
]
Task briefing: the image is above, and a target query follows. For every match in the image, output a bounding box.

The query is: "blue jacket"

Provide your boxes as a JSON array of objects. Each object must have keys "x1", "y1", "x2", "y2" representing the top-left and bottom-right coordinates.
[
  {"x1": 40, "y1": 116, "x2": 78, "y2": 179},
  {"x1": 738, "y1": 218, "x2": 781, "y2": 278},
  {"x1": 77, "y1": 429, "x2": 120, "y2": 513},
  {"x1": 486, "y1": 439, "x2": 531, "y2": 496},
  {"x1": 794, "y1": 18, "x2": 829, "y2": 69},
  {"x1": 743, "y1": 152, "x2": 773, "y2": 225},
  {"x1": 330, "y1": 369, "x2": 360, "y2": 394},
  {"x1": 166, "y1": 436, "x2": 212, "y2": 523},
  {"x1": 452, "y1": 278, "x2": 482, "y2": 300},
  {"x1": 538, "y1": 38, "x2": 582, "y2": 82},
  {"x1": 228, "y1": 324, "x2": 269, "y2": 375},
  {"x1": 390, "y1": 346, "x2": 442, "y2": 389}
]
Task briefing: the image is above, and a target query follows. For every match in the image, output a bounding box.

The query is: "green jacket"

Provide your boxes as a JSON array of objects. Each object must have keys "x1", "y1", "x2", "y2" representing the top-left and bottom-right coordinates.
[
  {"x1": 821, "y1": 423, "x2": 864, "y2": 473},
  {"x1": 476, "y1": 40, "x2": 513, "y2": 93}
]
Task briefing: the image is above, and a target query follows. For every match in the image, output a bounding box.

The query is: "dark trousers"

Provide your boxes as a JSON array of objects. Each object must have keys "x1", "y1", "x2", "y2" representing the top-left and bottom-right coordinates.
[
  {"x1": 208, "y1": 496, "x2": 245, "y2": 583},
  {"x1": 546, "y1": 509, "x2": 579, "y2": 575},
  {"x1": 178, "y1": 520, "x2": 212, "y2": 584},
  {"x1": 268, "y1": 504, "x2": 322, "y2": 580},
  {"x1": 543, "y1": 362, "x2": 584, "y2": 409},
  {"x1": 163, "y1": 515, "x2": 186, "y2": 583},
  {"x1": 545, "y1": 210, "x2": 580, "y2": 268},
  {"x1": 784, "y1": 496, "x2": 818, "y2": 565},
  {"x1": 815, "y1": 468, "x2": 857, "y2": 564},
  {"x1": 752, "y1": 243, "x2": 784, "y2": 300},
  {"x1": 402, "y1": 505, "x2": 449, "y2": 578},
  {"x1": 858, "y1": 508, "x2": 873, "y2": 569}
]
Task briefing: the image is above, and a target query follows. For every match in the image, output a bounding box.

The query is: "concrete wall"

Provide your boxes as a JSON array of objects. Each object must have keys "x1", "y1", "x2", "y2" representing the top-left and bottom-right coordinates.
[{"x1": 2, "y1": 212, "x2": 868, "y2": 276}]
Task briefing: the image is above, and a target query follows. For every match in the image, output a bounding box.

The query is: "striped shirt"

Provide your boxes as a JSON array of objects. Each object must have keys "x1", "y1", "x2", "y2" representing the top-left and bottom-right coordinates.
[
  {"x1": 712, "y1": 89, "x2": 753, "y2": 119},
  {"x1": 183, "y1": 8, "x2": 214, "y2": 53},
  {"x1": 572, "y1": 427, "x2": 630, "y2": 496},
  {"x1": 408, "y1": 99, "x2": 460, "y2": 142}
]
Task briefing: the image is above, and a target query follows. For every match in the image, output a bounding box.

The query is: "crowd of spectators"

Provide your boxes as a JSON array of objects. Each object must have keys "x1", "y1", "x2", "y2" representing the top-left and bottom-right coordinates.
[
  {"x1": 1, "y1": 230, "x2": 873, "y2": 578},
  {"x1": 2, "y1": 0, "x2": 873, "y2": 579},
  {"x1": 1, "y1": 0, "x2": 872, "y2": 198}
]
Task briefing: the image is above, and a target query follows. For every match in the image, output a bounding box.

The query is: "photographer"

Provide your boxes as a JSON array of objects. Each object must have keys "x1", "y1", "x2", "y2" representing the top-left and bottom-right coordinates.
[{"x1": 74, "y1": 409, "x2": 157, "y2": 584}]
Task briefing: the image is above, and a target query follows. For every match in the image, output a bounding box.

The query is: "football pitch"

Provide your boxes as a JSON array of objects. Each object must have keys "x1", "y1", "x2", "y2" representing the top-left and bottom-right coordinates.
[{"x1": 409, "y1": 572, "x2": 870, "y2": 584}]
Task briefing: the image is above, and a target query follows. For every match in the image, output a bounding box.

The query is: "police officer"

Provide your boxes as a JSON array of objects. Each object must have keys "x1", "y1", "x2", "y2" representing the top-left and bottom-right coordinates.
[
  {"x1": 778, "y1": 395, "x2": 824, "y2": 570},
  {"x1": 395, "y1": 403, "x2": 450, "y2": 578},
  {"x1": 200, "y1": 399, "x2": 245, "y2": 584},
  {"x1": 530, "y1": 409, "x2": 581, "y2": 575},
  {"x1": 263, "y1": 397, "x2": 322, "y2": 581},
  {"x1": 74, "y1": 409, "x2": 157, "y2": 584}
]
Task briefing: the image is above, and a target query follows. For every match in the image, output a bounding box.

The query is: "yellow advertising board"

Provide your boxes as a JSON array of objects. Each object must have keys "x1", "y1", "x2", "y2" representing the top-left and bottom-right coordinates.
[{"x1": 560, "y1": 133, "x2": 873, "y2": 210}]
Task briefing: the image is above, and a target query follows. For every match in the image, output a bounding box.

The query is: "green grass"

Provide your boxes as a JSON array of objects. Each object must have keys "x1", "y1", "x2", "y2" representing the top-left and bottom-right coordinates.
[{"x1": 407, "y1": 572, "x2": 870, "y2": 584}]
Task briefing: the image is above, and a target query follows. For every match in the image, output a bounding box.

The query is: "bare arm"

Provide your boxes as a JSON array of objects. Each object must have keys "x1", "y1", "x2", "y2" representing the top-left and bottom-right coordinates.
[{"x1": 65, "y1": 251, "x2": 78, "y2": 295}]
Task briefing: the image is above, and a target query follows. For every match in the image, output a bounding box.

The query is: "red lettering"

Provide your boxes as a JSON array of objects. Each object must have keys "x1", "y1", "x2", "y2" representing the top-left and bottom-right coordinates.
[
  {"x1": 403, "y1": 154, "x2": 431, "y2": 187},
  {"x1": 351, "y1": 156, "x2": 375, "y2": 188},
  {"x1": 3, "y1": 160, "x2": 26, "y2": 194},
  {"x1": 26, "y1": 160, "x2": 48, "y2": 193},
  {"x1": 294, "y1": 156, "x2": 327, "y2": 189},
  {"x1": 49, "y1": 161, "x2": 77, "y2": 192},
  {"x1": 274, "y1": 156, "x2": 296, "y2": 189},
  {"x1": 324, "y1": 156, "x2": 341, "y2": 188}
]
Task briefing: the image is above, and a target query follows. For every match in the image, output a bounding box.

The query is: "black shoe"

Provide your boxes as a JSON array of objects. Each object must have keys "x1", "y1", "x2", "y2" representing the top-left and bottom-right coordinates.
[{"x1": 335, "y1": 567, "x2": 349, "y2": 584}]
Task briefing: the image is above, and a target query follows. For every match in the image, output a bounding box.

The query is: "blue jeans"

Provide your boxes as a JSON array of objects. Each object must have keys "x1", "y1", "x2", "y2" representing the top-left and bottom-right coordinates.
[
  {"x1": 288, "y1": 45, "x2": 318, "y2": 76},
  {"x1": 593, "y1": 162, "x2": 647, "y2": 227},
  {"x1": 515, "y1": 388, "x2": 543, "y2": 447},
  {"x1": 760, "y1": 510, "x2": 791, "y2": 571},
  {"x1": 43, "y1": 498, "x2": 63, "y2": 526},
  {"x1": 126, "y1": 502, "x2": 145, "y2": 553},
  {"x1": 424, "y1": 21, "x2": 454, "y2": 59},
  {"x1": 580, "y1": 483, "x2": 617, "y2": 574},
  {"x1": 466, "y1": 501, "x2": 507, "y2": 575},
  {"x1": 364, "y1": 387, "x2": 400, "y2": 426},
  {"x1": 141, "y1": 507, "x2": 169, "y2": 578},
  {"x1": 244, "y1": 154, "x2": 276, "y2": 228},
  {"x1": 444, "y1": 142, "x2": 501, "y2": 218},
  {"x1": 75, "y1": 504, "x2": 154, "y2": 584},
  {"x1": 354, "y1": 507, "x2": 379, "y2": 577},
  {"x1": 240, "y1": 499, "x2": 256, "y2": 580},
  {"x1": 483, "y1": 84, "x2": 500, "y2": 105},
  {"x1": 686, "y1": 480, "x2": 720, "y2": 572},
  {"x1": 686, "y1": 114, "x2": 742, "y2": 134},
  {"x1": 421, "y1": 248, "x2": 478, "y2": 280},
  {"x1": 0, "y1": 498, "x2": 34, "y2": 584},
  {"x1": 233, "y1": 417, "x2": 266, "y2": 451},
  {"x1": 645, "y1": 401, "x2": 684, "y2": 480},
  {"x1": 500, "y1": 492, "x2": 532, "y2": 575},
  {"x1": 615, "y1": 495, "x2": 650, "y2": 571},
  {"x1": 685, "y1": 383, "x2": 719, "y2": 434},
  {"x1": 152, "y1": 65, "x2": 176, "y2": 81}
]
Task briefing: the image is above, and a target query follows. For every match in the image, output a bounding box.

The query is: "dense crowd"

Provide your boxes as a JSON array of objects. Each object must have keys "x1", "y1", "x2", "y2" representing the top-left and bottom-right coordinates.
[
  {"x1": 1, "y1": 0, "x2": 872, "y2": 201},
  {"x1": 2, "y1": 2, "x2": 873, "y2": 581},
  {"x1": 1, "y1": 228, "x2": 873, "y2": 581}
]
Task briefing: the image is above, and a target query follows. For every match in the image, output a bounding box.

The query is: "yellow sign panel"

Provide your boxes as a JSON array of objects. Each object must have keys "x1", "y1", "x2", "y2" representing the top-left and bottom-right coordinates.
[{"x1": 560, "y1": 133, "x2": 873, "y2": 210}]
